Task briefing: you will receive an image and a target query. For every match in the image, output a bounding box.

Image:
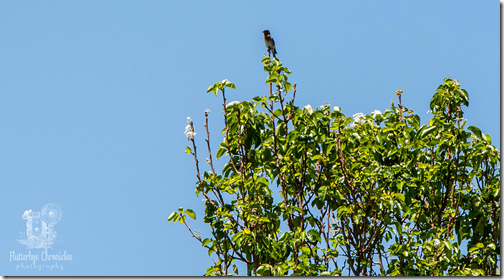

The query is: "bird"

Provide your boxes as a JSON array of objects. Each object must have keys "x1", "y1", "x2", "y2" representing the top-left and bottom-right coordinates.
[{"x1": 262, "y1": 30, "x2": 277, "y2": 58}]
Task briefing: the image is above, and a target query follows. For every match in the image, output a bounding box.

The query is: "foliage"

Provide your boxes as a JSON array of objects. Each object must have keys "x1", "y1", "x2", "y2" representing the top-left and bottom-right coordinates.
[{"x1": 169, "y1": 56, "x2": 500, "y2": 276}]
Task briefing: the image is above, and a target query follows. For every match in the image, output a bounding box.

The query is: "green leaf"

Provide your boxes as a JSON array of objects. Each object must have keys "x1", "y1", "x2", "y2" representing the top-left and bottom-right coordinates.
[
  {"x1": 179, "y1": 215, "x2": 186, "y2": 223},
  {"x1": 484, "y1": 134, "x2": 491, "y2": 144},
  {"x1": 420, "y1": 125, "x2": 437, "y2": 138},
  {"x1": 335, "y1": 190, "x2": 345, "y2": 202},
  {"x1": 468, "y1": 246, "x2": 479, "y2": 253},
  {"x1": 184, "y1": 209, "x2": 196, "y2": 220},
  {"x1": 408, "y1": 115, "x2": 421, "y2": 128},
  {"x1": 202, "y1": 238, "x2": 212, "y2": 247},
  {"x1": 467, "y1": 126, "x2": 482, "y2": 139},
  {"x1": 259, "y1": 217, "x2": 270, "y2": 223},
  {"x1": 318, "y1": 186, "x2": 328, "y2": 200},
  {"x1": 185, "y1": 146, "x2": 192, "y2": 154},
  {"x1": 167, "y1": 211, "x2": 178, "y2": 223},
  {"x1": 226, "y1": 101, "x2": 241, "y2": 109},
  {"x1": 430, "y1": 94, "x2": 441, "y2": 111},
  {"x1": 206, "y1": 83, "x2": 218, "y2": 96},
  {"x1": 308, "y1": 229, "x2": 321, "y2": 242},
  {"x1": 216, "y1": 147, "x2": 226, "y2": 159},
  {"x1": 223, "y1": 79, "x2": 236, "y2": 90},
  {"x1": 256, "y1": 265, "x2": 266, "y2": 276},
  {"x1": 456, "y1": 88, "x2": 469, "y2": 105},
  {"x1": 394, "y1": 193, "x2": 405, "y2": 202},
  {"x1": 284, "y1": 81, "x2": 293, "y2": 92},
  {"x1": 265, "y1": 76, "x2": 277, "y2": 84}
]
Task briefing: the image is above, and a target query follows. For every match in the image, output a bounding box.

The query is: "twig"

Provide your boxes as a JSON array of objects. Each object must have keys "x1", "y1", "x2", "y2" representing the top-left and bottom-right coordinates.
[{"x1": 204, "y1": 110, "x2": 215, "y2": 174}]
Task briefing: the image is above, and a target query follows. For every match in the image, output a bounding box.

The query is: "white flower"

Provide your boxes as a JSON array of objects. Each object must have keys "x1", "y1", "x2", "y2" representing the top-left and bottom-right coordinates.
[
  {"x1": 333, "y1": 106, "x2": 340, "y2": 112},
  {"x1": 427, "y1": 110, "x2": 431, "y2": 114},
  {"x1": 187, "y1": 132, "x2": 196, "y2": 140},
  {"x1": 350, "y1": 112, "x2": 365, "y2": 128},
  {"x1": 184, "y1": 118, "x2": 196, "y2": 140},
  {"x1": 433, "y1": 239, "x2": 441, "y2": 248},
  {"x1": 371, "y1": 110, "x2": 382, "y2": 117},
  {"x1": 304, "y1": 104, "x2": 314, "y2": 115},
  {"x1": 205, "y1": 108, "x2": 211, "y2": 113},
  {"x1": 184, "y1": 127, "x2": 196, "y2": 140},
  {"x1": 353, "y1": 112, "x2": 365, "y2": 124},
  {"x1": 353, "y1": 112, "x2": 364, "y2": 119}
]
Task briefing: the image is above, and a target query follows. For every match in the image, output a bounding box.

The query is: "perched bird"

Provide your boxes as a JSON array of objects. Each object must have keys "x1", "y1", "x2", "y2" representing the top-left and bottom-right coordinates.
[{"x1": 262, "y1": 30, "x2": 277, "y2": 58}]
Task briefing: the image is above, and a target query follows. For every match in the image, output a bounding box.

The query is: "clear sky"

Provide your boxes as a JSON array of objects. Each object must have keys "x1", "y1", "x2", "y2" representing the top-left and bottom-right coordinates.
[{"x1": 0, "y1": 1, "x2": 499, "y2": 276}]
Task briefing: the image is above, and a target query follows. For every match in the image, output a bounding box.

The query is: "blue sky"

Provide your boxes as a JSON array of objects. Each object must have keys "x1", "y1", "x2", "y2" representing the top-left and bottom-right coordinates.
[{"x1": 0, "y1": 1, "x2": 499, "y2": 276}]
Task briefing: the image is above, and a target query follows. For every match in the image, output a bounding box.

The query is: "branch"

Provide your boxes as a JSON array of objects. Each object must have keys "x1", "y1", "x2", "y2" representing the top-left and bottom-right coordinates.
[{"x1": 204, "y1": 110, "x2": 215, "y2": 174}]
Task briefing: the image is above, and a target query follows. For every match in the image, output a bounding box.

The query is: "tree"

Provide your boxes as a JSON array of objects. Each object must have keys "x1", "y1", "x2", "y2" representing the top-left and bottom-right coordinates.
[{"x1": 168, "y1": 55, "x2": 500, "y2": 276}]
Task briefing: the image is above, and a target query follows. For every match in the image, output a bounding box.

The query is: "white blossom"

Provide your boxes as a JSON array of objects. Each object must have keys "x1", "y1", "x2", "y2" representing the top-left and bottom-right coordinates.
[
  {"x1": 304, "y1": 104, "x2": 314, "y2": 114},
  {"x1": 433, "y1": 239, "x2": 441, "y2": 248},
  {"x1": 350, "y1": 112, "x2": 365, "y2": 127},
  {"x1": 184, "y1": 117, "x2": 196, "y2": 140},
  {"x1": 205, "y1": 108, "x2": 211, "y2": 113},
  {"x1": 371, "y1": 110, "x2": 382, "y2": 117}
]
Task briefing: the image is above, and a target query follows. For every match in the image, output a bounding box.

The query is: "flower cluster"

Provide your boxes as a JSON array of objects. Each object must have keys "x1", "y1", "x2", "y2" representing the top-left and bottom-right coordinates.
[
  {"x1": 371, "y1": 110, "x2": 382, "y2": 117},
  {"x1": 184, "y1": 117, "x2": 196, "y2": 140},
  {"x1": 350, "y1": 112, "x2": 365, "y2": 127}
]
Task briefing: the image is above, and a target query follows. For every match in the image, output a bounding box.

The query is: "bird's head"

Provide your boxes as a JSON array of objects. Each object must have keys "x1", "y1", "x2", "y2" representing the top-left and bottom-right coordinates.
[{"x1": 262, "y1": 30, "x2": 270, "y2": 35}]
